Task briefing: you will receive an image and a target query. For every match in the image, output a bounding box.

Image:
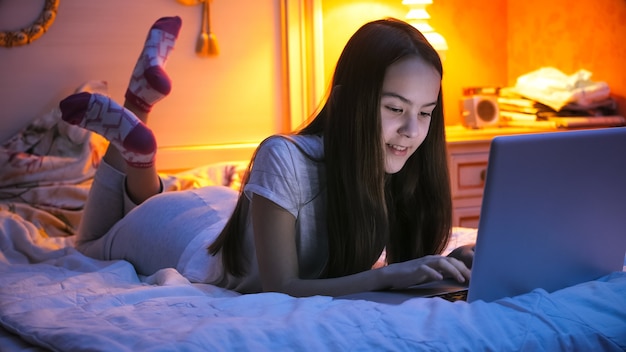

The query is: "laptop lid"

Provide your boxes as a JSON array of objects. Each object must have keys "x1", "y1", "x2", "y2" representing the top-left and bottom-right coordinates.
[{"x1": 467, "y1": 127, "x2": 626, "y2": 303}]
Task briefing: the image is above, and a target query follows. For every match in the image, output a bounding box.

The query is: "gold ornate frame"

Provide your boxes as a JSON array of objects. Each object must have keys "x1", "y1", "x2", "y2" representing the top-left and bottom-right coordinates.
[{"x1": 0, "y1": 0, "x2": 60, "y2": 47}]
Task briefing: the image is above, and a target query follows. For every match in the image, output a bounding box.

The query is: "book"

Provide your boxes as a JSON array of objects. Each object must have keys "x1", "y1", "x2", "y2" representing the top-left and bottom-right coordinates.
[
  {"x1": 499, "y1": 104, "x2": 541, "y2": 115},
  {"x1": 501, "y1": 115, "x2": 626, "y2": 129},
  {"x1": 497, "y1": 96, "x2": 538, "y2": 108},
  {"x1": 500, "y1": 110, "x2": 537, "y2": 122},
  {"x1": 497, "y1": 96, "x2": 554, "y2": 114},
  {"x1": 547, "y1": 116, "x2": 625, "y2": 128}
]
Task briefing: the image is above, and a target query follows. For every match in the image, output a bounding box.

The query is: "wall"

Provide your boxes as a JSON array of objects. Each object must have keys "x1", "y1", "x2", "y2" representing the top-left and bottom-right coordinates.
[
  {"x1": 0, "y1": 0, "x2": 289, "y2": 170},
  {"x1": 319, "y1": 0, "x2": 626, "y2": 125},
  {"x1": 507, "y1": 0, "x2": 626, "y2": 117}
]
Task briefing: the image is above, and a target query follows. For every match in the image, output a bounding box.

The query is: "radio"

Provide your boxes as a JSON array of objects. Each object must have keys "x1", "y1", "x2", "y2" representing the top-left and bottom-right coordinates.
[{"x1": 461, "y1": 87, "x2": 500, "y2": 129}]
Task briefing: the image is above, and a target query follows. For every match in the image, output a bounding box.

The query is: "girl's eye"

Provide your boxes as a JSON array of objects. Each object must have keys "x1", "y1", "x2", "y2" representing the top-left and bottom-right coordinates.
[
  {"x1": 420, "y1": 111, "x2": 433, "y2": 118},
  {"x1": 386, "y1": 106, "x2": 403, "y2": 114}
]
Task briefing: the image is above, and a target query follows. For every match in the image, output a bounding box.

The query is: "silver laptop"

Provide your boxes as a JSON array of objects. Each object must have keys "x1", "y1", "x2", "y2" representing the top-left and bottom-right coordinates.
[
  {"x1": 467, "y1": 127, "x2": 626, "y2": 302},
  {"x1": 340, "y1": 127, "x2": 626, "y2": 304}
]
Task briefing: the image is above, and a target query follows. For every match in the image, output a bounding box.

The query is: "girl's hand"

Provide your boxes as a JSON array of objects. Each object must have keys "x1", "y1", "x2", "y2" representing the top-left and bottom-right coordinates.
[
  {"x1": 381, "y1": 255, "x2": 471, "y2": 290},
  {"x1": 447, "y1": 243, "x2": 476, "y2": 269}
]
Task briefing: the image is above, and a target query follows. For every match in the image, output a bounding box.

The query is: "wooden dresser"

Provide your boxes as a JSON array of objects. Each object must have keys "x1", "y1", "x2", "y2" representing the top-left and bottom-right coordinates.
[{"x1": 445, "y1": 125, "x2": 559, "y2": 228}]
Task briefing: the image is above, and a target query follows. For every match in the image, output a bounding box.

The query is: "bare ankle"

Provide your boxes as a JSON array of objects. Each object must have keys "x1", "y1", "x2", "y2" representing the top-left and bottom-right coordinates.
[
  {"x1": 124, "y1": 101, "x2": 149, "y2": 123},
  {"x1": 125, "y1": 167, "x2": 162, "y2": 204}
]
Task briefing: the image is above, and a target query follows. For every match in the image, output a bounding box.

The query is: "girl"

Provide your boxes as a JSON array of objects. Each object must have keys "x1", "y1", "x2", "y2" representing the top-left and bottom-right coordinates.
[{"x1": 60, "y1": 16, "x2": 472, "y2": 298}]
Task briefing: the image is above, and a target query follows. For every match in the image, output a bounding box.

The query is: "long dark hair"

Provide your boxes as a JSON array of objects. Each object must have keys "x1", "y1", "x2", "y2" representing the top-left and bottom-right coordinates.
[{"x1": 209, "y1": 18, "x2": 452, "y2": 278}]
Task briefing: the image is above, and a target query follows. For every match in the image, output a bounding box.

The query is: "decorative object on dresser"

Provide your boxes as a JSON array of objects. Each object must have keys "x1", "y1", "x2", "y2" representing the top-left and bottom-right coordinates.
[
  {"x1": 460, "y1": 87, "x2": 500, "y2": 129},
  {"x1": 498, "y1": 67, "x2": 625, "y2": 129}
]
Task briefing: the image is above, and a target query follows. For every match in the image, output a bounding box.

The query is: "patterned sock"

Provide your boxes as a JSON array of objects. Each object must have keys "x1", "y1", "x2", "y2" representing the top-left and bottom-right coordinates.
[
  {"x1": 60, "y1": 92, "x2": 157, "y2": 168},
  {"x1": 125, "y1": 16, "x2": 182, "y2": 112}
]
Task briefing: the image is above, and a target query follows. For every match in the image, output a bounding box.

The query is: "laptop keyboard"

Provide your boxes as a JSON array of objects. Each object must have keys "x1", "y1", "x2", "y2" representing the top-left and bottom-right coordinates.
[{"x1": 431, "y1": 289, "x2": 468, "y2": 302}]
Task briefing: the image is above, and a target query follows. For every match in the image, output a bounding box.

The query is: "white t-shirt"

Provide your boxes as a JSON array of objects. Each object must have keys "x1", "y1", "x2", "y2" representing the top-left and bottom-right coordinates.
[{"x1": 216, "y1": 134, "x2": 328, "y2": 293}]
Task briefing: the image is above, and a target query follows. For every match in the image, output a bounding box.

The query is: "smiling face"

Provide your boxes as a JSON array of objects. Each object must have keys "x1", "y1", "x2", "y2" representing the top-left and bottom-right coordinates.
[{"x1": 380, "y1": 56, "x2": 441, "y2": 174}]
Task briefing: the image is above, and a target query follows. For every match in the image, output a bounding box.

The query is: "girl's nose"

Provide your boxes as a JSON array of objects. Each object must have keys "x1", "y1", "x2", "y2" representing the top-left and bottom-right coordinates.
[{"x1": 398, "y1": 115, "x2": 419, "y2": 138}]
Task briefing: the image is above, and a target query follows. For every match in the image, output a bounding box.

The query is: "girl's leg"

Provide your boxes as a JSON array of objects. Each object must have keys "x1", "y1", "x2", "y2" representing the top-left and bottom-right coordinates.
[
  {"x1": 62, "y1": 16, "x2": 182, "y2": 254},
  {"x1": 61, "y1": 92, "x2": 161, "y2": 203},
  {"x1": 107, "y1": 15, "x2": 183, "y2": 203},
  {"x1": 122, "y1": 15, "x2": 182, "y2": 202},
  {"x1": 98, "y1": 187, "x2": 237, "y2": 277},
  {"x1": 61, "y1": 93, "x2": 160, "y2": 253}
]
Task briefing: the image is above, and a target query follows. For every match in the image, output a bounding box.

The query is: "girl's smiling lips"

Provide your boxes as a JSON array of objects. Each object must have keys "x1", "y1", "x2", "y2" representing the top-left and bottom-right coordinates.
[{"x1": 387, "y1": 143, "x2": 409, "y2": 156}]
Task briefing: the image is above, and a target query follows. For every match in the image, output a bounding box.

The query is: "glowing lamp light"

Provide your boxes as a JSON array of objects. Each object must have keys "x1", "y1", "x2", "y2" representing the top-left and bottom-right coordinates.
[{"x1": 402, "y1": 0, "x2": 448, "y2": 55}]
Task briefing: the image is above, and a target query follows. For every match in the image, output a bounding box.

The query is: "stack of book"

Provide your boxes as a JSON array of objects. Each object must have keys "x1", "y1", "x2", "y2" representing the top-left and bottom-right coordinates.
[{"x1": 497, "y1": 92, "x2": 625, "y2": 129}]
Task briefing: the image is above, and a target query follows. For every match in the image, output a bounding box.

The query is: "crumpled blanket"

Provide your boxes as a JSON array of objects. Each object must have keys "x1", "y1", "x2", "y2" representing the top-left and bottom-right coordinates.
[
  {"x1": 0, "y1": 81, "x2": 109, "y2": 239},
  {"x1": 511, "y1": 67, "x2": 613, "y2": 111},
  {"x1": 0, "y1": 81, "x2": 245, "y2": 240}
]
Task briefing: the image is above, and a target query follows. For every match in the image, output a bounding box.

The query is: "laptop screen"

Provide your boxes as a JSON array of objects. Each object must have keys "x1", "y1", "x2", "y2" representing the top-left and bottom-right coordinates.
[{"x1": 467, "y1": 127, "x2": 626, "y2": 303}]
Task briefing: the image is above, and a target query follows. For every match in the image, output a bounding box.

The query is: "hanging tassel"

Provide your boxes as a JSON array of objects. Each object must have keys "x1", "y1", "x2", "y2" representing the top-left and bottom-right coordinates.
[{"x1": 196, "y1": 0, "x2": 219, "y2": 57}]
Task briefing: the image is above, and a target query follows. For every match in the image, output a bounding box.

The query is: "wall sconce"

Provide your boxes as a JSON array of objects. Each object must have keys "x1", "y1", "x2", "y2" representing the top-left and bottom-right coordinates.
[{"x1": 402, "y1": 0, "x2": 447, "y2": 56}]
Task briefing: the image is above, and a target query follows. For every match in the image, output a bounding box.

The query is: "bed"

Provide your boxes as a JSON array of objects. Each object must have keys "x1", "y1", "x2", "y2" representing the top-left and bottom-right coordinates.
[{"x1": 1, "y1": 92, "x2": 626, "y2": 352}]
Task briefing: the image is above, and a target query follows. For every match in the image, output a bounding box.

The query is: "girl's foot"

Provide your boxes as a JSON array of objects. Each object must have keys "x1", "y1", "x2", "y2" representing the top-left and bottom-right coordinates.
[
  {"x1": 125, "y1": 16, "x2": 182, "y2": 112},
  {"x1": 60, "y1": 92, "x2": 156, "y2": 168}
]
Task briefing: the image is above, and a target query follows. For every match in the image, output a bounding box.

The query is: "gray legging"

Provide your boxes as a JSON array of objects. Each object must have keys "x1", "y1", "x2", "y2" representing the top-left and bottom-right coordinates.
[{"x1": 75, "y1": 161, "x2": 237, "y2": 277}]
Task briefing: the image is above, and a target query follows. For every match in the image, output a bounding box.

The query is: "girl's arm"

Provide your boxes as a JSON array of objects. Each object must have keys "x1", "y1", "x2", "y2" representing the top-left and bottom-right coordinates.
[{"x1": 252, "y1": 194, "x2": 470, "y2": 297}]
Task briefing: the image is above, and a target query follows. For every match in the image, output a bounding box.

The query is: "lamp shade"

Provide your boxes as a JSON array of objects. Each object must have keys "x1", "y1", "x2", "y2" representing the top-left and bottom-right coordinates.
[{"x1": 402, "y1": 0, "x2": 447, "y2": 53}]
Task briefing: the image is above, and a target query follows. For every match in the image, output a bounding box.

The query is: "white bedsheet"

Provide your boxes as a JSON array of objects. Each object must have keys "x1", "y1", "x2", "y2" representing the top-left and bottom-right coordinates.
[{"x1": 1, "y1": 213, "x2": 625, "y2": 351}]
